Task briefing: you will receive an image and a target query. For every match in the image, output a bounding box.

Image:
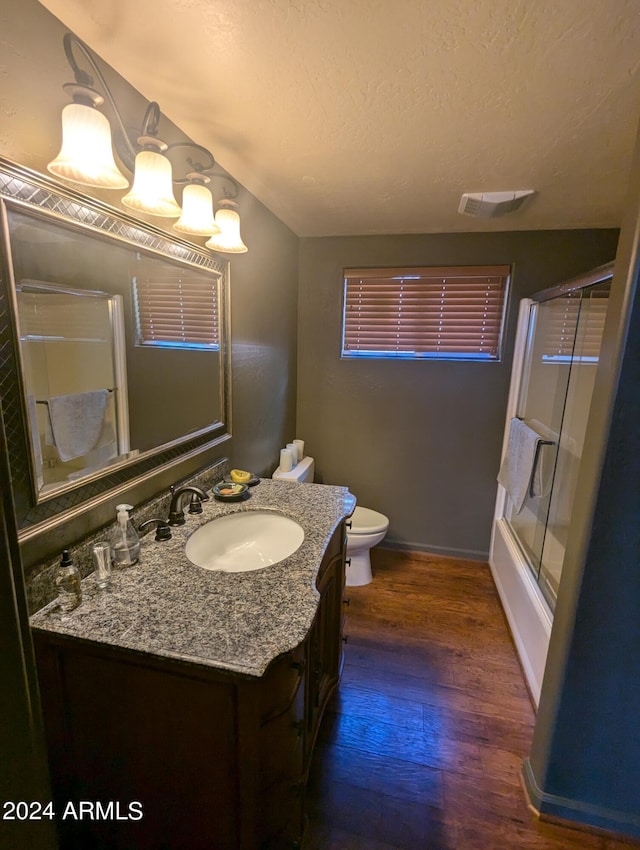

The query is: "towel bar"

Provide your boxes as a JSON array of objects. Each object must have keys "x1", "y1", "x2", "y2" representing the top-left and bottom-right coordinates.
[{"x1": 515, "y1": 417, "x2": 555, "y2": 447}]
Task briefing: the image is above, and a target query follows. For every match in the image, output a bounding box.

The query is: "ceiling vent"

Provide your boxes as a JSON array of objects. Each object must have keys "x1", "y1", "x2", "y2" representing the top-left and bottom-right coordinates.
[{"x1": 458, "y1": 190, "x2": 536, "y2": 218}]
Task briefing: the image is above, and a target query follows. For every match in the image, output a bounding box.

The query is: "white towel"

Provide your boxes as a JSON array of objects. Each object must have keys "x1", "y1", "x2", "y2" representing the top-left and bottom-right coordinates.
[
  {"x1": 497, "y1": 418, "x2": 545, "y2": 513},
  {"x1": 47, "y1": 390, "x2": 110, "y2": 462}
]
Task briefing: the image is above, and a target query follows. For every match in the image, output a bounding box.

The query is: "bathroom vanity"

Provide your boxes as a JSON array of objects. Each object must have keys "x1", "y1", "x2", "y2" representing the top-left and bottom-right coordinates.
[{"x1": 30, "y1": 480, "x2": 355, "y2": 849}]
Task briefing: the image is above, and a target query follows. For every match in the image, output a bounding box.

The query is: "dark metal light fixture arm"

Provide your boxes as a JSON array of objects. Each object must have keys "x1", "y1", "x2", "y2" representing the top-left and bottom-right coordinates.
[
  {"x1": 61, "y1": 31, "x2": 141, "y2": 171},
  {"x1": 165, "y1": 143, "x2": 240, "y2": 198},
  {"x1": 166, "y1": 142, "x2": 216, "y2": 183},
  {"x1": 56, "y1": 30, "x2": 245, "y2": 243},
  {"x1": 206, "y1": 170, "x2": 241, "y2": 199}
]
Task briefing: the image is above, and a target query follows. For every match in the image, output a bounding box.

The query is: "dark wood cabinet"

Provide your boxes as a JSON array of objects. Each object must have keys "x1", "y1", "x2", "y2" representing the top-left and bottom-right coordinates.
[
  {"x1": 33, "y1": 522, "x2": 346, "y2": 850},
  {"x1": 306, "y1": 528, "x2": 346, "y2": 762}
]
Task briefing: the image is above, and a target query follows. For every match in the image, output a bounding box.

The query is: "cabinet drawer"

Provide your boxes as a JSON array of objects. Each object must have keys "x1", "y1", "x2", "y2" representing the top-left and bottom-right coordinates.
[{"x1": 259, "y1": 642, "x2": 306, "y2": 723}]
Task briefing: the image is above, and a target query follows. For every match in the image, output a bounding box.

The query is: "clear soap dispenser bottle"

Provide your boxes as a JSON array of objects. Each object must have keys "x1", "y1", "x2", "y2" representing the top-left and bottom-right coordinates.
[
  {"x1": 55, "y1": 549, "x2": 82, "y2": 612},
  {"x1": 110, "y1": 503, "x2": 140, "y2": 568}
]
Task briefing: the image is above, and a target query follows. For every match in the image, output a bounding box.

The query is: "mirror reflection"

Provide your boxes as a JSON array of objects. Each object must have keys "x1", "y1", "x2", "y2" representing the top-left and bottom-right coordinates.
[{"x1": 4, "y1": 203, "x2": 227, "y2": 502}]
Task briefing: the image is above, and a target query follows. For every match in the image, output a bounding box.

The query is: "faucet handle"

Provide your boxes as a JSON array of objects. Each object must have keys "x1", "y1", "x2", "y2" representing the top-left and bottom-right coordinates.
[
  {"x1": 188, "y1": 493, "x2": 203, "y2": 514},
  {"x1": 168, "y1": 506, "x2": 186, "y2": 526},
  {"x1": 138, "y1": 518, "x2": 172, "y2": 541}
]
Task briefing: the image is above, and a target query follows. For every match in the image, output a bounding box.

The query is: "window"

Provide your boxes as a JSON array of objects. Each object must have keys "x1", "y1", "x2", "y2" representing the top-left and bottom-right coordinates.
[
  {"x1": 541, "y1": 282, "x2": 610, "y2": 365},
  {"x1": 342, "y1": 265, "x2": 510, "y2": 361},
  {"x1": 17, "y1": 283, "x2": 110, "y2": 344},
  {"x1": 133, "y1": 260, "x2": 220, "y2": 351}
]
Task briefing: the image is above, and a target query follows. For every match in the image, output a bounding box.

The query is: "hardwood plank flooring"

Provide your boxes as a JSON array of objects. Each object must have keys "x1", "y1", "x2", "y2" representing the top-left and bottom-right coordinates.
[{"x1": 303, "y1": 548, "x2": 638, "y2": 850}]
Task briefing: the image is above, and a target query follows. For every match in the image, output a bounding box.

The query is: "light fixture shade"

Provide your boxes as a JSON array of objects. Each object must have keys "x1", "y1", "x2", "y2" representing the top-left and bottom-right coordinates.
[
  {"x1": 121, "y1": 150, "x2": 181, "y2": 217},
  {"x1": 47, "y1": 102, "x2": 129, "y2": 189},
  {"x1": 173, "y1": 183, "x2": 220, "y2": 236},
  {"x1": 205, "y1": 201, "x2": 248, "y2": 253}
]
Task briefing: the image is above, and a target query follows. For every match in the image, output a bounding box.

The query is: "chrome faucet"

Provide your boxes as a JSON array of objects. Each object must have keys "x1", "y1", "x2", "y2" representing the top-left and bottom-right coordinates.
[{"x1": 167, "y1": 485, "x2": 210, "y2": 525}]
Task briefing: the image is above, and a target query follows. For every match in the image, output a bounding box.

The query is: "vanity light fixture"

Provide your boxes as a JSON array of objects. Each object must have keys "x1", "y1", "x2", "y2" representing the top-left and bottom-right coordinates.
[
  {"x1": 205, "y1": 199, "x2": 248, "y2": 254},
  {"x1": 173, "y1": 168, "x2": 220, "y2": 237},
  {"x1": 47, "y1": 100, "x2": 129, "y2": 189},
  {"x1": 121, "y1": 149, "x2": 182, "y2": 219},
  {"x1": 47, "y1": 32, "x2": 245, "y2": 250},
  {"x1": 119, "y1": 102, "x2": 181, "y2": 218}
]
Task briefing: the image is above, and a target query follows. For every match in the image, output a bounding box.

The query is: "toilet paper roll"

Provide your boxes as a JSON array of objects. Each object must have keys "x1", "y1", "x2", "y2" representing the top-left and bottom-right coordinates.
[
  {"x1": 280, "y1": 447, "x2": 294, "y2": 472},
  {"x1": 286, "y1": 442, "x2": 299, "y2": 464},
  {"x1": 293, "y1": 439, "x2": 304, "y2": 460}
]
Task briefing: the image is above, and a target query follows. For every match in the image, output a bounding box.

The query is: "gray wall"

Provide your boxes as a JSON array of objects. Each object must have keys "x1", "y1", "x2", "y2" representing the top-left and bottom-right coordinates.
[
  {"x1": 225, "y1": 190, "x2": 299, "y2": 478},
  {"x1": 297, "y1": 231, "x2": 618, "y2": 558}
]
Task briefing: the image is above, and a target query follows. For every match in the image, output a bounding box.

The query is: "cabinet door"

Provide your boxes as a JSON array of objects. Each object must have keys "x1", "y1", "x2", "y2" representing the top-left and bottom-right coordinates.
[
  {"x1": 306, "y1": 524, "x2": 346, "y2": 763},
  {"x1": 35, "y1": 641, "x2": 239, "y2": 850},
  {"x1": 260, "y1": 662, "x2": 306, "y2": 790},
  {"x1": 315, "y1": 553, "x2": 345, "y2": 709}
]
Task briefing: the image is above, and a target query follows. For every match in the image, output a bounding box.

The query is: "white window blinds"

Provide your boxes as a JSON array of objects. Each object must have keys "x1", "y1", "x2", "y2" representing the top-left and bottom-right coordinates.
[
  {"x1": 342, "y1": 265, "x2": 510, "y2": 360},
  {"x1": 134, "y1": 265, "x2": 220, "y2": 350},
  {"x1": 542, "y1": 282, "x2": 610, "y2": 363},
  {"x1": 17, "y1": 290, "x2": 110, "y2": 343}
]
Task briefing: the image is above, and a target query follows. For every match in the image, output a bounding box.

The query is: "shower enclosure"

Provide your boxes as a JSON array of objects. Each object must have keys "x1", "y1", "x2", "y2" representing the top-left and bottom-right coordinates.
[
  {"x1": 490, "y1": 262, "x2": 613, "y2": 705},
  {"x1": 15, "y1": 281, "x2": 129, "y2": 495}
]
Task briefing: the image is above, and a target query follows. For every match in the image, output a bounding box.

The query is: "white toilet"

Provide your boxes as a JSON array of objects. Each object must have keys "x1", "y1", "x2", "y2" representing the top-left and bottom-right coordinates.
[
  {"x1": 272, "y1": 456, "x2": 389, "y2": 586},
  {"x1": 345, "y1": 505, "x2": 389, "y2": 586}
]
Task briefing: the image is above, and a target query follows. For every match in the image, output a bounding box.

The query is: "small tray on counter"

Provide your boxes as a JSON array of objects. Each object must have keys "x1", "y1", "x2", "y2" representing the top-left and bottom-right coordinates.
[{"x1": 212, "y1": 482, "x2": 251, "y2": 502}]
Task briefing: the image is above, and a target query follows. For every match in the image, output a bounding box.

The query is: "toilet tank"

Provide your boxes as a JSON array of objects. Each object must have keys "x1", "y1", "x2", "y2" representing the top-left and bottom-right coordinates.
[{"x1": 272, "y1": 456, "x2": 315, "y2": 483}]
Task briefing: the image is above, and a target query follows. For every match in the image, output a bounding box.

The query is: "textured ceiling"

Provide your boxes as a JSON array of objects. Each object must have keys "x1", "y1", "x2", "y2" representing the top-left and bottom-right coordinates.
[{"x1": 38, "y1": 0, "x2": 640, "y2": 236}]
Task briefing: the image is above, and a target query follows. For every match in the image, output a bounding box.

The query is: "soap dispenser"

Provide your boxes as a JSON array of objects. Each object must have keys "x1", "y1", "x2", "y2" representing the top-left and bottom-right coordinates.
[
  {"x1": 110, "y1": 504, "x2": 140, "y2": 568},
  {"x1": 55, "y1": 549, "x2": 82, "y2": 612}
]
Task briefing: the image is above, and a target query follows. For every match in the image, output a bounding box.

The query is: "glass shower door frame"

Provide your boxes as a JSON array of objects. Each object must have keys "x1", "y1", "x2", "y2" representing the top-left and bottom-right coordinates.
[
  {"x1": 489, "y1": 261, "x2": 613, "y2": 705},
  {"x1": 512, "y1": 265, "x2": 613, "y2": 609},
  {"x1": 507, "y1": 297, "x2": 575, "y2": 604}
]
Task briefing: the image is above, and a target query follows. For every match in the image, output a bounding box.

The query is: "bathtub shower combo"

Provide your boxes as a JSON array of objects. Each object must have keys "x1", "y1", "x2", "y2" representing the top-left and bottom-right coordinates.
[{"x1": 490, "y1": 263, "x2": 612, "y2": 705}]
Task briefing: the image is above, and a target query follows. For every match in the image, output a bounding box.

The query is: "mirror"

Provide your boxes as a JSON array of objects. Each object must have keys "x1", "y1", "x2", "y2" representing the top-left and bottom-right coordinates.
[{"x1": 0, "y1": 161, "x2": 230, "y2": 506}]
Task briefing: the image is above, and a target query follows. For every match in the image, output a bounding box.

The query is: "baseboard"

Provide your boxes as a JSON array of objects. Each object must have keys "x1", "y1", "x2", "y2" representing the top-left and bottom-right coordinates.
[
  {"x1": 522, "y1": 758, "x2": 640, "y2": 841},
  {"x1": 380, "y1": 538, "x2": 489, "y2": 562}
]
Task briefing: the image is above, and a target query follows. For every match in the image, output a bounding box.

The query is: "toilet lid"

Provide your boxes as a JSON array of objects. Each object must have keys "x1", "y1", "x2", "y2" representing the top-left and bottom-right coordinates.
[{"x1": 349, "y1": 506, "x2": 389, "y2": 535}]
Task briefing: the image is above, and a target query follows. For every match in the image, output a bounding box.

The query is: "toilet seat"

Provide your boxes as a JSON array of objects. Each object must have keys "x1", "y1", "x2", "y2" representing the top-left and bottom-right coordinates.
[{"x1": 349, "y1": 506, "x2": 388, "y2": 535}]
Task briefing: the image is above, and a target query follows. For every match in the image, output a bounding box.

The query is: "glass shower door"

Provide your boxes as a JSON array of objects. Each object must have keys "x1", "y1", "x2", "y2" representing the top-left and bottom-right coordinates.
[
  {"x1": 537, "y1": 282, "x2": 609, "y2": 605},
  {"x1": 505, "y1": 280, "x2": 610, "y2": 611},
  {"x1": 506, "y1": 294, "x2": 574, "y2": 593}
]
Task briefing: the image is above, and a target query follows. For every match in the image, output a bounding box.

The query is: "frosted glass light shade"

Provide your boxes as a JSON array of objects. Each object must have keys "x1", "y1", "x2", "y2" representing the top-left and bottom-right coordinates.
[
  {"x1": 47, "y1": 103, "x2": 129, "y2": 189},
  {"x1": 205, "y1": 202, "x2": 248, "y2": 253},
  {"x1": 173, "y1": 183, "x2": 220, "y2": 236},
  {"x1": 121, "y1": 150, "x2": 181, "y2": 217}
]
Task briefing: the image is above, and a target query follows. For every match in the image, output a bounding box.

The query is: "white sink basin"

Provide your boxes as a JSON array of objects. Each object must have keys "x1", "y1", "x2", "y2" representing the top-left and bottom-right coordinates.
[{"x1": 185, "y1": 510, "x2": 304, "y2": 573}]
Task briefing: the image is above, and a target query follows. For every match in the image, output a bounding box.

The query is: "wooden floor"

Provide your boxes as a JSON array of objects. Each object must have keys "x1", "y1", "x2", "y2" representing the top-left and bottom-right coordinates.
[{"x1": 302, "y1": 548, "x2": 637, "y2": 850}]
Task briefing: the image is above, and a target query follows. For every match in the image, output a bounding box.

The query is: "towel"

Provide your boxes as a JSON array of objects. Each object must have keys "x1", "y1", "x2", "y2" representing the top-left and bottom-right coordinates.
[
  {"x1": 497, "y1": 418, "x2": 545, "y2": 513},
  {"x1": 46, "y1": 390, "x2": 110, "y2": 462}
]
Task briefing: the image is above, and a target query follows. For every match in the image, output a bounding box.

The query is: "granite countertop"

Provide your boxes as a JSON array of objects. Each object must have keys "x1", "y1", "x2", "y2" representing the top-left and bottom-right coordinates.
[{"x1": 30, "y1": 479, "x2": 356, "y2": 678}]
